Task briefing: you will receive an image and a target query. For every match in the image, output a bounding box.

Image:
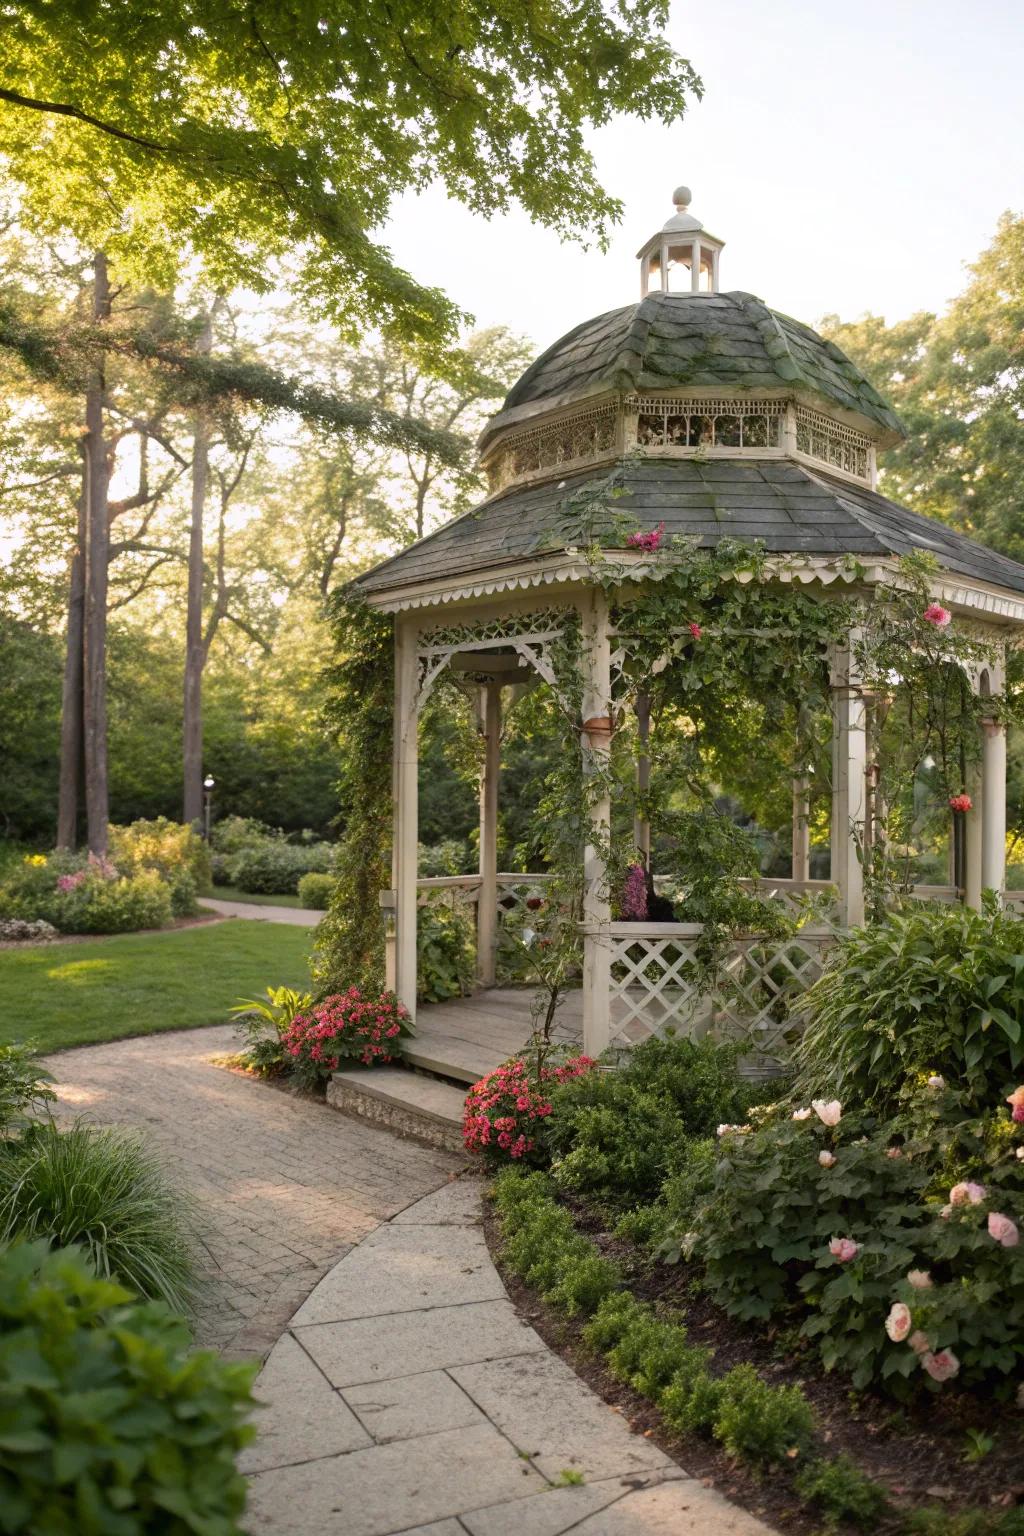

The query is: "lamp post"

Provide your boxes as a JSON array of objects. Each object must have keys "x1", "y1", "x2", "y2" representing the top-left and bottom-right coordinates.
[{"x1": 203, "y1": 775, "x2": 215, "y2": 842}]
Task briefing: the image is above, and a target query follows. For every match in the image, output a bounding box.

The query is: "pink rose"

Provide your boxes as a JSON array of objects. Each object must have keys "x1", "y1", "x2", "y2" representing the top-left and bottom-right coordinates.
[
  {"x1": 909, "y1": 1330, "x2": 931, "y2": 1356},
  {"x1": 1007, "y1": 1086, "x2": 1024, "y2": 1123},
  {"x1": 818, "y1": 1150, "x2": 837, "y2": 1168},
  {"x1": 949, "y1": 1181, "x2": 986, "y2": 1206},
  {"x1": 885, "y1": 1302, "x2": 913, "y2": 1342},
  {"x1": 812, "y1": 1099, "x2": 842, "y2": 1127},
  {"x1": 922, "y1": 1349, "x2": 960, "y2": 1382},
  {"x1": 927, "y1": 1074, "x2": 946, "y2": 1089},
  {"x1": 988, "y1": 1212, "x2": 1020, "y2": 1248},
  {"x1": 922, "y1": 603, "x2": 951, "y2": 627},
  {"x1": 829, "y1": 1237, "x2": 859, "y2": 1263},
  {"x1": 907, "y1": 1269, "x2": 933, "y2": 1290}
]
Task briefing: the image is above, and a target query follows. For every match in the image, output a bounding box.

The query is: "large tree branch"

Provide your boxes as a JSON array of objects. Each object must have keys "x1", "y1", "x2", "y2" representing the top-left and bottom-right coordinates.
[{"x1": 0, "y1": 86, "x2": 179, "y2": 154}]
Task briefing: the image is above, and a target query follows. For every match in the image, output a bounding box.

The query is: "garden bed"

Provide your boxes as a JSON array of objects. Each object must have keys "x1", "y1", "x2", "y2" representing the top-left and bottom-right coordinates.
[
  {"x1": 0, "y1": 911, "x2": 223, "y2": 950},
  {"x1": 484, "y1": 1189, "x2": 1024, "y2": 1535}
]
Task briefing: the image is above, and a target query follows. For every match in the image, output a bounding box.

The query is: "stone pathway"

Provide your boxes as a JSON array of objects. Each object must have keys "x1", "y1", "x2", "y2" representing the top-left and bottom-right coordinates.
[
  {"x1": 43, "y1": 1026, "x2": 461, "y2": 1354},
  {"x1": 245, "y1": 1179, "x2": 773, "y2": 1536},
  {"x1": 200, "y1": 898, "x2": 321, "y2": 926}
]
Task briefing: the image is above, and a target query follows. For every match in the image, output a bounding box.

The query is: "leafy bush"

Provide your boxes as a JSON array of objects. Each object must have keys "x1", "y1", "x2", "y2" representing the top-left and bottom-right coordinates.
[
  {"x1": 0, "y1": 917, "x2": 58, "y2": 943},
  {"x1": 230, "y1": 984, "x2": 313, "y2": 1076},
  {"x1": 464, "y1": 1054, "x2": 596, "y2": 1166},
  {"x1": 297, "y1": 871, "x2": 336, "y2": 909},
  {"x1": 417, "y1": 903, "x2": 475, "y2": 1002},
  {"x1": 0, "y1": 1042, "x2": 55, "y2": 1133},
  {"x1": 0, "y1": 1240, "x2": 255, "y2": 1536},
  {"x1": 417, "y1": 839, "x2": 472, "y2": 876},
  {"x1": 546, "y1": 1034, "x2": 757, "y2": 1206},
  {"x1": 231, "y1": 839, "x2": 334, "y2": 896},
  {"x1": 797, "y1": 904, "x2": 1024, "y2": 1114},
  {"x1": 0, "y1": 1121, "x2": 197, "y2": 1313},
  {"x1": 282, "y1": 987, "x2": 412, "y2": 1089},
  {"x1": 795, "y1": 1454, "x2": 889, "y2": 1529},
  {"x1": 108, "y1": 817, "x2": 212, "y2": 916},
  {"x1": 0, "y1": 852, "x2": 172, "y2": 934},
  {"x1": 712, "y1": 1363, "x2": 815, "y2": 1466},
  {"x1": 209, "y1": 814, "x2": 277, "y2": 856}
]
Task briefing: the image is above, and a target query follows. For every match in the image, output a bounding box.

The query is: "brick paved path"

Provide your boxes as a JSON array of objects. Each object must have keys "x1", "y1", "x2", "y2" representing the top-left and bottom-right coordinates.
[{"x1": 43, "y1": 1026, "x2": 463, "y2": 1355}]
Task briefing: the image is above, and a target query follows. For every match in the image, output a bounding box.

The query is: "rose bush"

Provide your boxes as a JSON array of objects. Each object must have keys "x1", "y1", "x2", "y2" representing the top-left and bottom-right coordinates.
[
  {"x1": 282, "y1": 988, "x2": 412, "y2": 1089},
  {"x1": 463, "y1": 1053, "x2": 595, "y2": 1166}
]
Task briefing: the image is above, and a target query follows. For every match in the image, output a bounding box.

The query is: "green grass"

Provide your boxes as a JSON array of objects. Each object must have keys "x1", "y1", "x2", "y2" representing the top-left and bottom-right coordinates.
[
  {"x1": 0, "y1": 921, "x2": 312, "y2": 1052},
  {"x1": 202, "y1": 885, "x2": 304, "y2": 909}
]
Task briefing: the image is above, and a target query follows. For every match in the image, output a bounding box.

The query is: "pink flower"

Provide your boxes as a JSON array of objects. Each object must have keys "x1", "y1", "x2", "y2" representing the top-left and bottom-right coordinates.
[
  {"x1": 812, "y1": 1099, "x2": 842, "y2": 1127},
  {"x1": 626, "y1": 521, "x2": 665, "y2": 552},
  {"x1": 688, "y1": 622, "x2": 703, "y2": 639},
  {"x1": 885, "y1": 1302, "x2": 913, "y2": 1342},
  {"x1": 1007, "y1": 1086, "x2": 1024, "y2": 1123},
  {"x1": 909, "y1": 1330, "x2": 931, "y2": 1356},
  {"x1": 922, "y1": 1349, "x2": 960, "y2": 1382},
  {"x1": 792, "y1": 1107, "x2": 812, "y2": 1121},
  {"x1": 907, "y1": 1269, "x2": 933, "y2": 1290},
  {"x1": 948, "y1": 793, "x2": 972, "y2": 814},
  {"x1": 927, "y1": 1074, "x2": 946, "y2": 1089},
  {"x1": 829, "y1": 1237, "x2": 859, "y2": 1263},
  {"x1": 886, "y1": 1146, "x2": 903, "y2": 1159},
  {"x1": 923, "y1": 603, "x2": 952, "y2": 628},
  {"x1": 949, "y1": 1181, "x2": 986, "y2": 1206},
  {"x1": 988, "y1": 1212, "x2": 1020, "y2": 1247},
  {"x1": 818, "y1": 1150, "x2": 836, "y2": 1168},
  {"x1": 620, "y1": 864, "x2": 648, "y2": 922}
]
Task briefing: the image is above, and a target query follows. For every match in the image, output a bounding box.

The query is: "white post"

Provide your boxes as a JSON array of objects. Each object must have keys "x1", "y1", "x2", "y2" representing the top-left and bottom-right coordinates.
[
  {"x1": 791, "y1": 775, "x2": 811, "y2": 883},
  {"x1": 964, "y1": 756, "x2": 983, "y2": 909},
  {"x1": 982, "y1": 715, "x2": 1007, "y2": 900},
  {"x1": 634, "y1": 693, "x2": 652, "y2": 863},
  {"x1": 393, "y1": 617, "x2": 419, "y2": 1018},
  {"x1": 690, "y1": 238, "x2": 702, "y2": 294},
  {"x1": 710, "y1": 247, "x2": 720, "y2": 293},
  {"x1": 830, "y1": 638, "x2": 866, "y2": 928},
  {"x1": 580, "y1": 588, "x2": 612, "y2": 1059},
  {"x1": 476, "y1": 681, "x2": 502, "y2": 987}
]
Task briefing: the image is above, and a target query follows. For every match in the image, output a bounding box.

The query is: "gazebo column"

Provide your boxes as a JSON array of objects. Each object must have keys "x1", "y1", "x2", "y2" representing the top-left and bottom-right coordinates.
[
  {"x1": 581, "y1": 588, "x2": 613, "y2": 1059},
  {"x1": 963, "y1": 757, "x2": 983, "y2": 908},
  {"x1": 791, "y1": 774, "x2": 811, "y2": 883},
  {"x1": 634, "y1": 693, "x2": 652, "y2": 863},
  {"x1": 393, "y1": 616, "x2": 419, "y2": 1018},
  {"x1": 476, "y1": 680, "x2": 502, "y2": 987},
  {"x1": 829, "y1": 638, "x2": 866, "y2": 928}
]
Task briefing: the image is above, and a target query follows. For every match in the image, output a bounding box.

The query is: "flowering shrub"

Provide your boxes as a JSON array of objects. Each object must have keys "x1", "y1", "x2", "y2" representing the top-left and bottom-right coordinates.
[
  {"x1": 0, "y1": 917, "x2": 58, "y2": 944},
  {"x1": 0, "y1": 852, "x2": 172, "y2": 934},
  {"x1": 281, "y1": 988, "x2": 412, "y2": 1089},
  {"x1": 922, "y1": 602, "x2": 952, "y2": 627},
  {"x1": 618, "y1": 864, "x2": 648, "y2": 921},
  {"x1": 626, "y1": 521, "x2": 665, "y2": 551},
  {"x1": 948, "y1": 792, "x2": 973, "y2": 814},
  {"x1": 108, "y1": 817, "x2": 210, "y2": 915},
  {"x1": 463, "y1": 1053, "x2": 595, "y2": 1166}
]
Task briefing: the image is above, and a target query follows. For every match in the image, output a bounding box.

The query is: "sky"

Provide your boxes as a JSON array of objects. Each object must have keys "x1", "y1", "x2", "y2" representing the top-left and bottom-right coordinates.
[{"x1": 383, "y1": 0, "x2": 1024, "y2": 357}]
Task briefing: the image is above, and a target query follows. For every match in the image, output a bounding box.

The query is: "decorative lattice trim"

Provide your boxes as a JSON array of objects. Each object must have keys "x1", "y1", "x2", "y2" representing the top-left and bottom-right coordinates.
[
  {"x1": 487, "y1": 405, "x2": 618, "y2": 492},
  {"x1": 795, "y1": 406, "x2": 870, "y2": 480},
  {"x1": 418, "y1": 607, "x2": 568, "y2": 653},
  {"x1": 628, "y1": 396, "x2": 785, "y2": 452}
]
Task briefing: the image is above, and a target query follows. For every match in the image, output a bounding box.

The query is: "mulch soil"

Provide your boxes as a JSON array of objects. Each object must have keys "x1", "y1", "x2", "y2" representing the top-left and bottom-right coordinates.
[
  {"x1": 482, "y1": 1196, "x2": 1024, "y2": 1536},
  {"x1": 0, "y1": 912, "x2": 224, "y2": 950}
]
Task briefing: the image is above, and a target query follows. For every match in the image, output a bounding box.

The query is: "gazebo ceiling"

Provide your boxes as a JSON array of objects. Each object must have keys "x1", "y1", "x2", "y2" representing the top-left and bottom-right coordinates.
[
  {"x1": 482, "y1": 290, "x2": 905, "y2": 452},
  {"x1": 354, "y1": 457, "x2": 1024, "y2": 606}
]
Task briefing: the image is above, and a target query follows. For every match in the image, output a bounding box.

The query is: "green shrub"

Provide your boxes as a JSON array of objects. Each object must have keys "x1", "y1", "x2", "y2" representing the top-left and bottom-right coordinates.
[
  {"x1": 0, "y1": 854, "x2": 172, "y2": 934},
  {"x1": 712, "y1": 1363, "x2": 815, "y2": 1466},
  {"x1": 417, "y1": 903, "x2": 475, "y2": 1003},
  {"x1": 0, "y1": 1121, "x2": 196, "y2": 1313},
  {"x1": 230, "y1": 984, "x2": 313, "y2": 1076},
  {"x1": 0, "y1": 1042, "x2": 54, "y2": 1133},
  {"x1": 547, "y1": 1034, "x2": 756, "y2": 1206},
  {"x1": 795, "y1": 1454, "x2": 889, "y2": 1528},
  {"x1": 231, "y1": 840, "x2": 333, "y2": 896},
  {"x1": 0, "y1": 1240, "x2": 254, "y2": 1536},
  {"x1": 605, "y1": 1310, "x2": 701, "y2": 1400},
  {"x1": 297, "y1": 871, "x2": 336, "y2": 909},
  {"x1": 661, "y1": 1365, "x2": 723, "y2": 1434},
  {"x1": 417, "y1": 839, "x2": 471, "y2": 876},
  {"x1": 581, "y1": 1290, "x2": 647, "y2": 1352},
  {"x1": 797, "y1": 905, "x2": 1024, "y2": 1114},
  {"x1": 209, "y1": 814, "x2": 276, "y2": 855},
  {"x1": 493, "y1": 1168, "x2": 621, "y2": 1315},
  {"x1": 108, "y1": 817, "x2": 211, "y2": 914}
]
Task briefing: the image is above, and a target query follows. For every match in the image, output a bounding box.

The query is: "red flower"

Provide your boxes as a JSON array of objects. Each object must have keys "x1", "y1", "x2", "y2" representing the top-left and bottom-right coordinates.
[
  {"x1": 689, "y1": 622, "x2": 702, "y2": 639},
  {"x1": 949, "y1": 793, "x2": 972, "y2": 813},
  {"x1": 923, "y1": 603, "x2": 952, "y2": 628},
  {"x1": 626, "y1": 521, "x2": 665, "y2": 552}
]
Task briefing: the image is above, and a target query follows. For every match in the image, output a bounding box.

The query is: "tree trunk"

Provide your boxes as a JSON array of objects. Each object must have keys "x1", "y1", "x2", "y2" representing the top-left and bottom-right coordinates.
[
  {"x1": 82, "y1": 251, "x2": 112, "y2": 856},
  {"x1": 56, "y1": 496, "x2": 86, "y2": 848},
  {"x1": 182, "y1": 307, "x2": 214, "y2": 826}
]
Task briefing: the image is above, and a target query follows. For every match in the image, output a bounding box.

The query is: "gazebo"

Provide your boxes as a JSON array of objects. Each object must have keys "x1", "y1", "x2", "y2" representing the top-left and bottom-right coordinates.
[{"x1": 355, "y1": 187, "x2": 1024, "y2": 1065}]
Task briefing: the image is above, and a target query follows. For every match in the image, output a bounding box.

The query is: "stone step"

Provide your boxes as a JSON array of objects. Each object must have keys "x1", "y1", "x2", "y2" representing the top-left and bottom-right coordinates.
[
  {"x1": 326, "y1": 1067, "x2": 468, "y2": 1154},
  {"x1": 403, "y1": 1037, "x2": 495, "y2": 1086}
]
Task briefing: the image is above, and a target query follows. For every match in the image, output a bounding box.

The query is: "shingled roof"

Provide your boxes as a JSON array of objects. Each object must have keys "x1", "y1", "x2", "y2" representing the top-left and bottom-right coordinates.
[
  {"x1": 355, "y1": 457, "x2": 1024, "y2": 599},
  {"x1": 482, "y1": 291, "x2": 905, "y2": 447}
]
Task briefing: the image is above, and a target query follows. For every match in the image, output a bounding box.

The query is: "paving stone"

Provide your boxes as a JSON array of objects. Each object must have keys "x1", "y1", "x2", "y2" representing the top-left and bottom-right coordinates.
[
  {"x1": 292, "y1": 1223, "x2": 504, "y2": 1325},
  {"x1": 460, "y1": 1475, "x2": 668, "y2": 1536},
  {"x1": 245, "y1": 1423, "x2": 547, "y2": 1536},
  {"x1": 568, "y1": 1479, "x2": 776, "y2": 1535},
  {"x1": 393, "y1": 1178, "x2": 483, "y2": 1226},
  {"x1": 239, "y1": 1334, "x2": 372, "y2": 1474},
  {"x1": 450, "y1": 1354, "x2": 670, "y2": 1481},
  {"x1": 295, "y1": 1299, "x2": 546, "y2": 1387},
  {"x1": 342, "y1": 1370, "x2": 485, "y2": 1443}
]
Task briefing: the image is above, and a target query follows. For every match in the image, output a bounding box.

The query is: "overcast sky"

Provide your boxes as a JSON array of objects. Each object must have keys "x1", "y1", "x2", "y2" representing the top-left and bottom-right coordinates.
[{"x1": 383, "y1": 0, "x2": 1024, "y2": 356}]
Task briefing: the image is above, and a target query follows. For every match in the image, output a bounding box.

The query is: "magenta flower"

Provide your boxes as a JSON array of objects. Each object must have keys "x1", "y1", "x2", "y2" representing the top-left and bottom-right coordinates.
[
  {"x1": 688, "y1": 621, "x2": 703, "y2": 639},
  {"x1": 620, "y1": 864, "x2": 648, "y2": 921},
  {"x1": 626, "y1": 521, "x2": 665, "y2": 552},
  {"x1": 922, "y1": 603, "x2": 952, "y2": 627},
  {"x1": 948, "y1": 793, "x2": 972, "y2": 814}
]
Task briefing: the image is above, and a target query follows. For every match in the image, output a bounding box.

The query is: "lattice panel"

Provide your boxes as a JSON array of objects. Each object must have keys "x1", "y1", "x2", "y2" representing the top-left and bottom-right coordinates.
[
  {"x1": 487, "y1": 405, "x2": 618, "y2": 493},
  {"x1": 496, "y1": 875, "x2": 555, "y2": 923},
  {"x1": 712, "y1": 930, "x2": 833, "y2": 1056},
  {"x1": 795, "y1": 407, "x2": 870, "y2": 481},
  {"x1": 628, "y1": 395, "x2": 785, "y2": 451},
  {"x1": 416, "y1": 609, "x2": 570, "y2": 705},
  {"x1": 416, "y1": 877, "x2": 480, "y2": 912},
  {"x1": 609, "y1": 933, "x2": 707, "y2": 1038}
]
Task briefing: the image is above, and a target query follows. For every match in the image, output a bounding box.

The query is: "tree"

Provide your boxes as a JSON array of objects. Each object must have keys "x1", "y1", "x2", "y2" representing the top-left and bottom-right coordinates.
[{"x1": 0, "y1": 2, "x2": 700, "y2": 357}]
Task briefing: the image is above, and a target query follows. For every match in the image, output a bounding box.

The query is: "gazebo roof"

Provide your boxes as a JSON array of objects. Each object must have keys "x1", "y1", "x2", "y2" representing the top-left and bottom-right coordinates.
[
  {"x1": 354, "y1": 457, "x2": 1024, "y2": 603},
  {"x1": 482, "y1": 291, "x2": 905, "y2": 449}
]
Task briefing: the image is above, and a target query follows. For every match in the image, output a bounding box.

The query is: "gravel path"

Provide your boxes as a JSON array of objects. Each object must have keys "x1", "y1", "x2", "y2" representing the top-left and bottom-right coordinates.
[
  {"x1": 200, "y1": 898, "x2": 321, "y2": 926},
  {"x1": 43, "y1": 1025, "x2": 462, "y2": 1355}
]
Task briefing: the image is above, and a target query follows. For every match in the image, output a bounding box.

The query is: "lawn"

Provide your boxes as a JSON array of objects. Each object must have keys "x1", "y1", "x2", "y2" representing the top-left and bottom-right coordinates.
[
  {"x1": 0, "y1": 921, "x2": 312, "y2": 1052},
  {"x1": 202, "y1": 885, "x2": 304, "y2": 909}
]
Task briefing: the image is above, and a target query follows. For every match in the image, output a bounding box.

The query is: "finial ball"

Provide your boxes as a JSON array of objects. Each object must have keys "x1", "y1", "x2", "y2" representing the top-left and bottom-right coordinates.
[{"x1": 672, "y1": 184, "x2": 692, "y2": 209}]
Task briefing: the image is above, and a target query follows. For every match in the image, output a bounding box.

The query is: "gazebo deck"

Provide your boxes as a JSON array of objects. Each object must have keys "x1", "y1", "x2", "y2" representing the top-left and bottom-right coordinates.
[{"x1": 405, "y1": 987, "x2": 584, "y2": 1085}]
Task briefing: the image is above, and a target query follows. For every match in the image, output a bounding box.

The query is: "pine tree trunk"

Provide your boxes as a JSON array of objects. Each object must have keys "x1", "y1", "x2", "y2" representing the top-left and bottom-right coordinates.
[
  {"x1": 182, "y1": 308, "x2": 214, "y2": 827},
  {"x1": 82, "y1": 252, "x2": 111, "y2": 856},
  {"x1": 56, "y1": 498, "x2": 86, "y2": 849}
]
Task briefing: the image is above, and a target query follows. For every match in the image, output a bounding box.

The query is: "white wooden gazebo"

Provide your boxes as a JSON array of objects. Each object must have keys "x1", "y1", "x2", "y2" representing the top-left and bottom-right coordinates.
[{"x1": 355, "y1": 188, "x2": 1024, "y2": 1063}]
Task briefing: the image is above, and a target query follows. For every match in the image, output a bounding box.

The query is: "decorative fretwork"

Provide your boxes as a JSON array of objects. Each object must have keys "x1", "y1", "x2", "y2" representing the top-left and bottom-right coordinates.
[
  {"x1": 416, "y1": 608, "x2": 569, "y2": 706},
  {"x1": 487, "y1": 405, "x2": 619, "y2": 493},
  {"x1": 795, "y1": 407, "x2": 870, "y2": 481},
  {"x1": 627, "y1": 395, "x2": 785, "y2": 452}
]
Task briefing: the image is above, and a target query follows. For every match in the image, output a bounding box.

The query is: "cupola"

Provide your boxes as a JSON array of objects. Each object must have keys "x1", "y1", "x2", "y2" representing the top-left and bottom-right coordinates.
[{"x1": 636, "y1": 185, "x2": 725, "y2": 296}]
